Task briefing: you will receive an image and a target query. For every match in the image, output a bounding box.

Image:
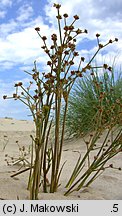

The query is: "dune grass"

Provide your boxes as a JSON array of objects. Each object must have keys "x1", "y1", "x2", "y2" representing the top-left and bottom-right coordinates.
[{"x1": 65, "y1": 67, "x2": 122, "y2": 137}]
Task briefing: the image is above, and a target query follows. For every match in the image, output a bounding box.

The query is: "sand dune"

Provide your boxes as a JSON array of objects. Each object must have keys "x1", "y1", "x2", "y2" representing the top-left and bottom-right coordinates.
[{"x1": 0, "y1": 118, "x2": 122, "y2": 200}]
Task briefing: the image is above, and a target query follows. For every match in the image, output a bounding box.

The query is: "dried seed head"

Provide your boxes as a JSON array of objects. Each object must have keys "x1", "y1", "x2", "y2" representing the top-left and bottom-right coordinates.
[
  {"x1": 41, "y1": 46, "x2": 46, "y2": 49},
  {"x1": 74, "y1": 15, "x2": 79, "y2": 20},
  {"x1": 78, "y1": 72, "x2": 83, "y2": 77},
  {"x1": 81, "y1": 57, "x2": 85, "y2": 62},
  {"x1": 33, "y1": 95, "x2": 38, "y2": 100},
  {"x1": 53, "y1": 3, "x2": 61, "y2": 9},
  {"x1": 47, "y1": 61, "x2": 52, "y2": 66},
  {"x1": 103, "y1": 64, "x2": 108, "y2": 69},
  {"x1": 63, "y1": 13, "x2": 68, "y2": 18},
  {"x1": 51, "y1": 34, "x2": 57, "y2": 41},
  {"x1": 14, "y1": 83, "x2": 18, "y2": 87},
  {"x1": 99, "y1": 44, "x2": 103, "y2": 48},
  {"x1": 68, "y1": 36, "x2": 73, "y2": 41},
  {"x1": 42, "y1": 36, "x2": 47, "y2": 41},
  {"x1": 73, "y1": 51, "x2": 79, "y2": 56},
  {"x1": 69, "y1": 60, "x2": 74, "y2": 65},
  {"x1": 50, "y1": 45, "x2": 55, "y2": 49},
  {"x1": 96, "y1": 33, "x2": 100, "y2": 37},
  {"x1": 18, "y1": 82, "x2": 23, "y2": 86},
  {"x1": 64, "y1": 50, "x2": 69, "y2": 55},
  {"x1": 69, "y1": 25, "x2": 74, "y2": 31},
  {"x1": 64, "y1": 26, "x2": 69, "y2": 31},
  {"x1": 115, "y1": 38, "x2": 118, "y2": 42},
  {"x1": 84, "y1": 29, "x2": 88, "y2": 33},
  {"x1": 35, "y1": 27, "x2": 40, "y2": 31},
  {"x1": 91, "y1": 72, "x2": 94, "y2": 76},
  {"x1": 45, "y1": 49, "x2": 50, "y2": 54},
  {"x1": 56, "y1": 14, "x2": 62, "y2": 19},
  {"x1": 118, "y1": 167, "x2": 121, "y2": 171},
  {"x1": 13, "y1": 93, "x2": 17, "y2": 98},
  {"x1": 108, "y1": 66, "x2": 112, "y2": 71},
  {"x1": 76, "y1": 28, "x2": 82, "y2": 34},
  {"x1": 3, "y1": 95, "x2": 7, "y2": 99},
  {"x1": 70, "y1": 71, "x2": 75, "y2": 76},
  {"x1": 109, "y1": 39, "x2": 113, "y2": 43}
]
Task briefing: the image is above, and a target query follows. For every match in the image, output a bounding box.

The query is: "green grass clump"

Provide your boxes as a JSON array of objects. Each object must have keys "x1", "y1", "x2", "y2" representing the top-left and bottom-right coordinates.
[{"x1": 66, "y1": 68, "x2": 122, "y2": 136}]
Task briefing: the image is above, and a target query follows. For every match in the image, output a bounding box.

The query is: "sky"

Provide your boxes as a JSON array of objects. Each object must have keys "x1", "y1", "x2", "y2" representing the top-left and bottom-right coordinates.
[{"x1": 0, "y1": 0, "x2": 122, "y2": 120}]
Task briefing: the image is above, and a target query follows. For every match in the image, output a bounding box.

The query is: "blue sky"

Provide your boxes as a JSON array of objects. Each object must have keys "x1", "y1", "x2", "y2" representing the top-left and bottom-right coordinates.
[{"x1": 0, "y1": 0, "x2": 122, "y2": 120}]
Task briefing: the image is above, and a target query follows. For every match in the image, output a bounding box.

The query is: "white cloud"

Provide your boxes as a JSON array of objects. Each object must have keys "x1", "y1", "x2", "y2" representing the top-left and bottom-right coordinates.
[
  {"x1": 0, "y1": 10, "x2": 6, "y2": 18},
  {"x1": 16, "y1": 3, "x2": 34, "y2": 22},
  {"x1": 0, "y1": 0, "x2": 12, "y2": 7},
  {"x1": 45, "y1": 0, "x2": 122, "y2": 41}
]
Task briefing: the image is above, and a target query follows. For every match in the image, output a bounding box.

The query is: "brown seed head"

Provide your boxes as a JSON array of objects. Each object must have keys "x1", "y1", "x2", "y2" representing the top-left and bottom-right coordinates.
[
  {"x1": 3, "y1": 95, "x2": 7, "y2": 99},
  {"x1": 69, "y1": 60, "x2": 74, "y2": 65},
  {"x1": 69, "y1": 25, "x2": 74, "y2": 31},
  {"x1": 84, "y1": 29, "x2": 88, "y2": 33},
  {"x1": 53, "y1": 3, "x2": 61, "y2": 9},
  {"x1": 74, "y1": 15, "x2": 79, "y2": 20},
  {"x1": 64, "y1": 26, "x2": 69, "y2": 31},
  {"x1": 103, "y1": 64, "x2": 108, "y2": 69},
  {"x1": 81, "y1": 57, "x2": 85, "y2": 62},
  {"x1": 99, "y1": 43, "x2": 103, "y2": 49},
  {"x1": 13, "y1": 93, "x2": 17, "y2": 98},
  {"x1": 18, "y1": 82, "x2": 23, "y2": 86},
  {"x1": 63, "y1": 13, "x2": 68, "y2": 18},
  {"x1": 73, "y1": 51, "x2": 79, "y2": 56},
  {"x1": 47, "y1": 61, "x2": 52, "y2": 66},
  {"x1": 42, "y1": 36, "x2": 47, "y2": 41},
  {"x1": 115, "y1": 38, "x2": 118, "y2": 42},
  {"x1": 51, "y1": 34, "x2": 57, "y2": 41},
  {"x1": 109, "y1": 39, "x2": 113, "y2": 43},
  {"x1": 56, "y1": 15, "x2": 62, "y2": 19},
  {"x1": 35, "y1": 27, "x2": 40, "y2": 31},
  {"x1": 96, "y1": 33, "x2": 100, "y2": 37},
  {"x1": 41, "y1": 46, "x2": 46, "y2": 49},
  {"x1": 76, "y1": 29, "x2": 82, "y2": 34},
  {"x1": 71, "y1": 70, "x2": 75, "y2": 75}
]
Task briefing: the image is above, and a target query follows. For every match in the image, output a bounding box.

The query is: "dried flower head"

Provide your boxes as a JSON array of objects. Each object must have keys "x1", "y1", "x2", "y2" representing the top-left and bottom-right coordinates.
[
  {"x1": 74, "y1": 15, "x2": 79, "y2": 20},
  {"x1": 51, "y1": 34, "x2": 57, "y2": 41},
  {"x1": 3, "y1": 95, "x2": 7, "y2": 99},
  {"x1": 76, "y1": 29, "x2": 82, "y2": 34},
  {"x1": 35, "y1": 27, "x2": 40, "y2": 31},
  {"x1": 53, "y1": 3, "x2": 61, "y2": 9},
  {"x1": 103, "y1": 64, "x2": 108, "y2": 69},
  {"x1": 56, "y1": 15, "x2": 62, "y2": 19},
  {"x1": 42, "y1": 36, "x2": 47, "y2": 41},
  {"x1": 81, "y1": 57, "x2": 85, "y2": 61},
  {"x1": 96, "y1": 33, "x2": 100, "y2": 37},
  {"x1": 109, "y1": 39, "x2": 113, "y2": 43},
  {"x1": 64, "y1": 26, "x2": 69, "y2": 31},
  {"x1": 84, "y1": 29, "x2": 88, "y2": 33},
  {"x1": 63, "y1": 13, "x2": 68, "y2": 18},
  {"x1": 99, "y1": 44, "x2": 104, "y2": 49}
]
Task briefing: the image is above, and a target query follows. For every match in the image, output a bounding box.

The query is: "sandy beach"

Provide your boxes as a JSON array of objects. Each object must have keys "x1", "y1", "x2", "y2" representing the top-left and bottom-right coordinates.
[{"x1": 0, "y1": 118, "x2": 122, "y2": 200}]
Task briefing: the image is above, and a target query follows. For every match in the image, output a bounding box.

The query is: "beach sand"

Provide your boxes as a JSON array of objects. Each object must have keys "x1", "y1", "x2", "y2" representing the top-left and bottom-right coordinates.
[{"x1": 0, "y1": 118, "x2": 122, "y2": 200}]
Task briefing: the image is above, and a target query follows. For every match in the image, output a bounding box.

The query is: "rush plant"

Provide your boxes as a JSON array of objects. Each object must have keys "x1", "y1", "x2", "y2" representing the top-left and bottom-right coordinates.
[{"x1": 3, "y1": 3, "x2": 119, "y2": 200}]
